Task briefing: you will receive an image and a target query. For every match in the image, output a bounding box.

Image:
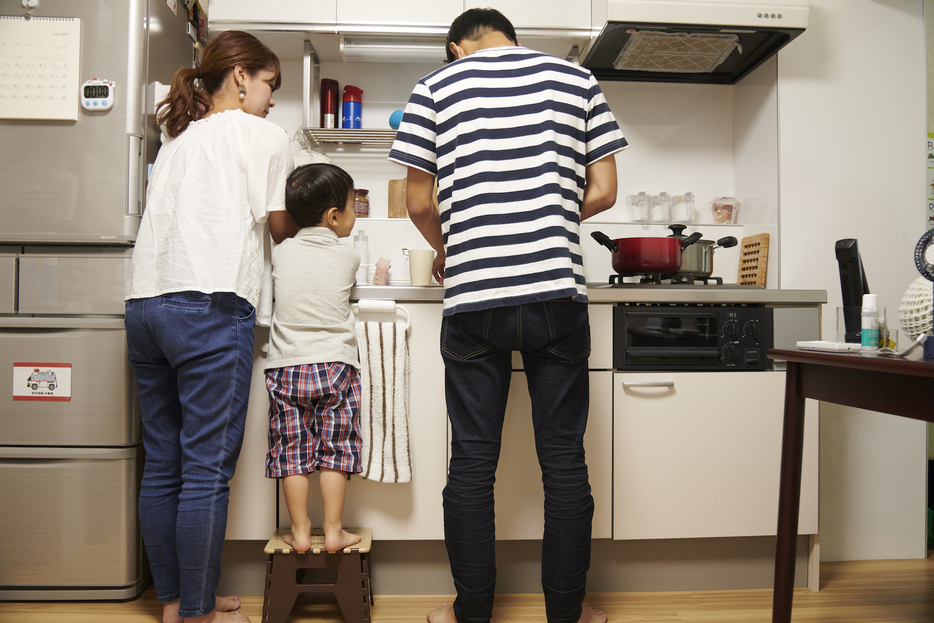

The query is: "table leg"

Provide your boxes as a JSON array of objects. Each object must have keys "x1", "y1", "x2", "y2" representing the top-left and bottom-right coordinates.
[{"x1": 772, "y1": 361, "x2": 807, "y2": 623}]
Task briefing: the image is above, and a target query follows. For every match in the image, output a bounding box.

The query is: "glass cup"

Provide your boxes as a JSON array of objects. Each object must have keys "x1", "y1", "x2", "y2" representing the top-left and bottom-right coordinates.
[{"x1": 837, "y1": 305, "x2": 892, "y2": 349}]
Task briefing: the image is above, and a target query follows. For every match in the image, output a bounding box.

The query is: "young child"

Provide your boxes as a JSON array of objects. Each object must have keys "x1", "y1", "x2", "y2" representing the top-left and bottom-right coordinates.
[{"x1": 264, "y1": 163, "x2": 363, "y2": 554}]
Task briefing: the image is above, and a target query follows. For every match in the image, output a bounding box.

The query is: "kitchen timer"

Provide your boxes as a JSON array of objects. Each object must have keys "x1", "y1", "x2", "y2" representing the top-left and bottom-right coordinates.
[{"x1": 80, "y1": 79, "x2": 115, "y2": 111}]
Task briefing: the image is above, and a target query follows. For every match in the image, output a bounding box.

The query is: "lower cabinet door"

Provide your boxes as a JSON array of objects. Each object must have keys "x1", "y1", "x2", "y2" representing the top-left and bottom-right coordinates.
[
  {"x1": 491, "y1": 371, "x2": 613, "y2": 540},
  {"x1": 613, "y1": 371, "x2": 818, "y2": 540},
  {"x1": 273, "y1": 303, "x2": 448, "y2": 540}
]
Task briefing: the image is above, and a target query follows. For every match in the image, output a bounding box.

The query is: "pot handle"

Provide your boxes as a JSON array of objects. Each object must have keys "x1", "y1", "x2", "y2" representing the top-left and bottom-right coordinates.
[
  {"x1": 715, "y1": 236, "x2": 738, "y2": 249},
  {"x1": 681, "y1": 232, "x2": 703, "y2": 250},
  {"x1": 591, "y1": 231, "x2": 619, "y2": 253}
]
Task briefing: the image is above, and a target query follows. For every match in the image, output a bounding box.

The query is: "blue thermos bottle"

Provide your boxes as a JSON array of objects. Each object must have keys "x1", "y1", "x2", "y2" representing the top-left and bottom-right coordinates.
[{"x1": 341, "y1": 85, "x2": 363, "y2": 129}]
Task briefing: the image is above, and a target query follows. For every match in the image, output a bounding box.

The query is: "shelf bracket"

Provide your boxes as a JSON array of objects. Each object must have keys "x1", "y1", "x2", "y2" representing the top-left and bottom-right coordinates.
[{"x1": 302, "y1": 40, "x2": 320, "y2": 130}]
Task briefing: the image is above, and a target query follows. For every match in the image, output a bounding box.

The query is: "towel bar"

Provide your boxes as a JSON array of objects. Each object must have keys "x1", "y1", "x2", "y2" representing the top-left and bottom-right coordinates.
[{"x1": 352, "y1": 299, "x2": 411, "y2": 334}]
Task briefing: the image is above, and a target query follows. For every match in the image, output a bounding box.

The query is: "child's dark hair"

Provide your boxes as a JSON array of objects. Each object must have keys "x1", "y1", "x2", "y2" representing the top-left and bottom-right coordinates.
[
  {"x1": 285, "y1": 164, "x2": 355, "y2": 228},
  {"x1": 446, "y1": 8, "x2": 517, "y2": 62}
]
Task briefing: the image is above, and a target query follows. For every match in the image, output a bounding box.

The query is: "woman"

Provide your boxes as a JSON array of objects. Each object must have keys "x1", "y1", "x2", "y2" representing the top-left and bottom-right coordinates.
[{"x1": 125, "y1": 31, "x2": 297, "y2": 623}]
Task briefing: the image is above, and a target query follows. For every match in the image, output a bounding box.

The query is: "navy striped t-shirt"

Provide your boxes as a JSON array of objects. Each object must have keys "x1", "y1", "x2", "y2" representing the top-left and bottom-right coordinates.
[{"x1": 389, "y1": 46, "x2": 628, "y2": 316}]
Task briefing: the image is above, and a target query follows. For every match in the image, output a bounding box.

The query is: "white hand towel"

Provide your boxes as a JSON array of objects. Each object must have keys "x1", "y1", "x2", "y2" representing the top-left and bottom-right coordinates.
[{"x1": 356, "y1": 320, "x2": 412, "y2": 483}]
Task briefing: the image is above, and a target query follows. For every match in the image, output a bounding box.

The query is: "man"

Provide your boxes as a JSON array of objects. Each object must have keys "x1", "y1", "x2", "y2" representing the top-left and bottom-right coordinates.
[{"x1": 389, "y1": 9, "x2": 627, "y2": 623}]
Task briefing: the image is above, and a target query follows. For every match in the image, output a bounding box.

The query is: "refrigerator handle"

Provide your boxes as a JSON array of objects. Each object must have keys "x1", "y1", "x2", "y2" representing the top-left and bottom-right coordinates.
[{"x1": 127, "y1": 134, "x2": 143, "y2": 216}]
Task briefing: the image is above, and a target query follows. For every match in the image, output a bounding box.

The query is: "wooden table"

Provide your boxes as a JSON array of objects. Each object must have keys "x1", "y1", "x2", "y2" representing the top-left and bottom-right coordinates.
[{"x1": 767, "y1": 348, "x2": 934, "y2": 623}]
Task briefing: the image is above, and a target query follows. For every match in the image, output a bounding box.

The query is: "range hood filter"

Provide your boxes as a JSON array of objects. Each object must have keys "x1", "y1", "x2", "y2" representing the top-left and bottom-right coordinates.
[{"x1": 613, "y1": 31, "x2": 740, "y2": 73}]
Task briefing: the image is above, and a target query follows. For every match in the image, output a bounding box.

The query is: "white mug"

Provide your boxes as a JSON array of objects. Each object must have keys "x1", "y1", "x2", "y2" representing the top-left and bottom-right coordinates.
[{"x1": 405, "y1": 248, "x2": 435, "y2": 286}]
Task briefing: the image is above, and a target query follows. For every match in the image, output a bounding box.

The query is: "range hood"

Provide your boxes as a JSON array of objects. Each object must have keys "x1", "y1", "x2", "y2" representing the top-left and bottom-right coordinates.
[{"x1": 581, "y1": 0, "x2": 808, "y2": 84}]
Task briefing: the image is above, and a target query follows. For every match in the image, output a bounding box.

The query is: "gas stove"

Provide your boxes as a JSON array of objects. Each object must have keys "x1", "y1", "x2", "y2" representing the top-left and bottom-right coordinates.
[{"x1": 607, "y1": 273, "x2": 763, "y2": 288}]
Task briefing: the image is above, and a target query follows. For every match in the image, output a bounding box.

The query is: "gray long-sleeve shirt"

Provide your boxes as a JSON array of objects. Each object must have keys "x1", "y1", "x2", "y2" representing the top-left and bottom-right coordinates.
[{"x1": 265, "y1": 227, "x2": 361, "y2": 370}]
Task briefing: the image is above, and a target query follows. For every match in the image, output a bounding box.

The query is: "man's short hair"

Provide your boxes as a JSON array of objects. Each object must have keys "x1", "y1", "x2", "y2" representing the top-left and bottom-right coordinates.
[{"x1": 446, "y1": 8, "x2": 518, "y2": 63}]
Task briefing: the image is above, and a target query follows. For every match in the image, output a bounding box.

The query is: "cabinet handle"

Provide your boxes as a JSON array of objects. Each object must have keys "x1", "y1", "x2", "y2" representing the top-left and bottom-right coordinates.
[{"x1": 620, "y1": 380, "x2": 674, "y2": 388}]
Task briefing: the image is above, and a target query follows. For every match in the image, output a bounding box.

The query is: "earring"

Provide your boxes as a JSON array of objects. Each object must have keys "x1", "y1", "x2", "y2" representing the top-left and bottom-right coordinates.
[{"x1": 238, "y1": 83, "x2": 246, "y2": 100}]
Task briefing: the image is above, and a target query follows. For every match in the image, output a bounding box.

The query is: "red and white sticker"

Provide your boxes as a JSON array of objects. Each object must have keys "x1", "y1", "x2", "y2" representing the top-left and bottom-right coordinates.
[{"x1": 13, "y1": 362, "x2": 72, "y2": 401}]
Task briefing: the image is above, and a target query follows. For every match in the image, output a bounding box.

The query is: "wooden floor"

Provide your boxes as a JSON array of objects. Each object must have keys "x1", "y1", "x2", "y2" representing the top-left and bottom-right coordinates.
[{"x1": 1, "y1": 558, "x2": 933, "y2": 622}]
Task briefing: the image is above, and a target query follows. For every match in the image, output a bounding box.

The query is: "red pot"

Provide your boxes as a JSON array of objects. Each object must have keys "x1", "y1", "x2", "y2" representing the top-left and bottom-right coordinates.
[{"x1": 592, "y1": 230, "x2": 702, "y2": 275}]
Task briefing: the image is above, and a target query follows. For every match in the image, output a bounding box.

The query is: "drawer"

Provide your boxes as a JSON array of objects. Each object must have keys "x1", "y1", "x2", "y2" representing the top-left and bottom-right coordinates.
[
  {"x1": 0, "y1": 447, "x2": 140, "y2": 587},
  {"x1": 18, "y1": 248, "x2": 130, "y2": 315},
  {"x1": 0, "y1": 318, "x2": 138, "y2": 446},
  {"x1": 0, "y1": 252, "x2": 14, "y2": 314}
]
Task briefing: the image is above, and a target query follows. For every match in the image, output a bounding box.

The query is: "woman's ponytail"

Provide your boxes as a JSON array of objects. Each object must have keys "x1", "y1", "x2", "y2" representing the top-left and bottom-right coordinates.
[
  {"x1": 156, "y1": 66, "x2": 213, "y2": 139},
  {"x1": 155, "y1": 31, "x2": 281, "y2": 139}
]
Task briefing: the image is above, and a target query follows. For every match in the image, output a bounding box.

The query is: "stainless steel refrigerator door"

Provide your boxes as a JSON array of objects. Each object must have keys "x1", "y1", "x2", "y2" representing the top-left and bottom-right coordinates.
[
  {"x1": 0, "y1": 317, "x2": 138, "y2": 446},
  {"x1": 0, "y1": 0, "x2": 193, "y2": 244},
  {"x1": 0, "y1": 446, "x2": 141, "y2": 595}
]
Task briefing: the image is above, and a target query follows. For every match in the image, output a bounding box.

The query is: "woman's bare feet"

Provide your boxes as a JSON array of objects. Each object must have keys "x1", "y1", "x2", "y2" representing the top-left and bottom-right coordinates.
[
  {"x1": 163, "y1": 597, "x2": 248, "y2": 623},
  {"x1": 324, "y1": 528, "x2": 362, "y2": 553},
  {"x1": 427, "y1": 603, "x2": 457, "y2": 623},
  {"x1": 577, "y1": 602, "x2": 607, "y2": 623},
  {"x1": 215, "y1": 595, "x2": 241, "y2": 612}
]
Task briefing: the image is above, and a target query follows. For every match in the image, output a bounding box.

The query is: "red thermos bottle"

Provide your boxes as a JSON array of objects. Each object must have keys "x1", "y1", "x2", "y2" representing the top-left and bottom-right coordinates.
[{"x1": 320, "y1": 79, "x2": 338, "y2": 129}]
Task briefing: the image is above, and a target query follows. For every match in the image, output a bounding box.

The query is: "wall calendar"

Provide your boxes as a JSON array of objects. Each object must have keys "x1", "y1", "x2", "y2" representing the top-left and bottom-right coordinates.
[{"x1": 0, "y1": 16, "x2": 80, "y2": 121}]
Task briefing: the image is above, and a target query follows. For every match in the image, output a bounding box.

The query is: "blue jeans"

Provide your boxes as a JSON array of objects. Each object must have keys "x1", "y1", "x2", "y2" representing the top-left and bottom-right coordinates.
[
  {"x1": 125, "y1": 292, "x2": 255, "y2": 618},
  {"x1": 440, "y1": 300, "x2": 594, "y2": 623}
]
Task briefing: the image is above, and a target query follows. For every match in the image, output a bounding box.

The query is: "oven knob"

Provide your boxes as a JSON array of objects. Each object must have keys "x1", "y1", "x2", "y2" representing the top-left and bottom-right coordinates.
[
  {"x1": 744, "y1": 322, "x2": 760, "y2": 339},
  {"x1": 723, "y1": 343, "x2": 740, "y2": 361},
  {"x1": 723, "y1": 322, "x2": 739, "y2": 338}
]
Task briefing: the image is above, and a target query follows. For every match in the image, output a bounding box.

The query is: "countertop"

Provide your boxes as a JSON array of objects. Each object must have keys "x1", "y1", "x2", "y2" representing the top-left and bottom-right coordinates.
[{"x1": 352, "y1": 284, "x2": 827, "y2": 306}]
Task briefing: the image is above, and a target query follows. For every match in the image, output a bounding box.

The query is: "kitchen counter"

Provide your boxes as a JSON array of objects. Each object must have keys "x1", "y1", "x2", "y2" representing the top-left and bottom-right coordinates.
[{"x1": 352, "y1": 284, "x2": 827, "y2": 306}]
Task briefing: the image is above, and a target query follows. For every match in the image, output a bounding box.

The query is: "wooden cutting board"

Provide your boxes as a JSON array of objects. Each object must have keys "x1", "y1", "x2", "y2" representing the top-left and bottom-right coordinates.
[
  {"x1": 388, "y1": 178, "x2": 407, "y2": 218},
  {"x1": 738, "y1": 233, "x2": 770, "y2": 287},
  {"x1": 387, "y1": 177, "x2": 440, "y2": 218}
]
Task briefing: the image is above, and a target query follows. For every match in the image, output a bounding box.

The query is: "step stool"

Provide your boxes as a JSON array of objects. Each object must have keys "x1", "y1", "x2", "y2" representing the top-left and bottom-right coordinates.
[{"x1": 262, "y1": 527, "x2": 373, "y2": 623}]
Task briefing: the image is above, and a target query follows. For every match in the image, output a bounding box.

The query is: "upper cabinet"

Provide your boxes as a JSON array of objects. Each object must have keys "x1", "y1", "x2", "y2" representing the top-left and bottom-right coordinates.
[
  {"x1": 208, "y1": 0, "x2": 336, "y2": 24},
  {"x1": 336, "y1": 0, "x2": 462, "y2": 28},
  {"x1": 465, "y1": 0, "x2": 591, "y2": 30},
  {"x1": 209, "y1": 0, "x2": 593, "y2": 31}
]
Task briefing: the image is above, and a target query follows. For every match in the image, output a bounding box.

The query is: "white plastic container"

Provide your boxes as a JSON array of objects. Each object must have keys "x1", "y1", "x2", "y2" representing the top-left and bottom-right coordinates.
[{"x1": 354, "y1": 230, "x2": 369, "y2": 284}]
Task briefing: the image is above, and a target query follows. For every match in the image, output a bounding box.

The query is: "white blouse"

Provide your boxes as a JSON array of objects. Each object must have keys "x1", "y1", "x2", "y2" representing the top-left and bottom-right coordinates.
[{"x1": 125, "y1": 109, "x2": 293, "y2": 323}]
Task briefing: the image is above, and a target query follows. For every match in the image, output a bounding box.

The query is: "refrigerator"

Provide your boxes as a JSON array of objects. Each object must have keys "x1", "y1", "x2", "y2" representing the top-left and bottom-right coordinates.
[{"x1": 0, "y1": 0, "x2": 194, "y2": 600}]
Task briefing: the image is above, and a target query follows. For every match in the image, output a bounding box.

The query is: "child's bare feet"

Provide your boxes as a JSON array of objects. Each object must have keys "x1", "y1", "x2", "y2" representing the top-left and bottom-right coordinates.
[
  {"x1": 427, "y1": 602, "x2": 457, "y2": 623},
  {"x1": 576, "y1": 602, "x2": 607, "y2": 623},
  {"x1": 324, "y1": 528, "x2": 362, "y2": 553},
  {"x1": 282, "y1": 520, "x2": 312, "y2": 553},
  {"x1": 282, "y1": 526, "x2": 311, "y2": 554}
]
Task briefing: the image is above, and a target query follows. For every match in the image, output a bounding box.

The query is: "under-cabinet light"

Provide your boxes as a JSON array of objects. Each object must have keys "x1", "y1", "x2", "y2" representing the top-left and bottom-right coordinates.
[{"x1": 339, "y1": 34, "x2": 447, "y2": 63}]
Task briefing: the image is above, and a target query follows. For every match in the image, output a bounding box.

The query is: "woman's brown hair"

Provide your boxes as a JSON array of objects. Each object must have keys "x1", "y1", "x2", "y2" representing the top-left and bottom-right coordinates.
[{"x1": 156, "y1": 30, "x2": 282, "y2": 138}]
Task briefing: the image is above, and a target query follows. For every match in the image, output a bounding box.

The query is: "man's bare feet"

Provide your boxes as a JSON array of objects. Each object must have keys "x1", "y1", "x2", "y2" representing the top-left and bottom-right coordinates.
[
  {"x1": 576, "y1": 602, "x2": 607, "y2": 623},
  {"x1": 324, "y1": 528, "x2": 362, "y2": 553},
  {"x1": 427, "y1": 602, "x2": 457, "y2": 623}
]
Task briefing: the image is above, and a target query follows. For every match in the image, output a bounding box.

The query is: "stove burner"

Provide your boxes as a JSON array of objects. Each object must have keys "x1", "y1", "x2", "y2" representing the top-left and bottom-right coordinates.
[{"x1": 608, "y1": 273, "x2": 725, "y2": 286}]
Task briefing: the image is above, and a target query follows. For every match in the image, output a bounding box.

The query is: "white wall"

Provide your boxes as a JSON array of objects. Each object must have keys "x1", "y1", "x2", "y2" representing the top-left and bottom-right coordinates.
[
  {"x1": 262, "y1": 4, "x2": 932, "y2": 562},
  {"x1": 777, "y1": 0, "x2": 928, "y2": 560}
]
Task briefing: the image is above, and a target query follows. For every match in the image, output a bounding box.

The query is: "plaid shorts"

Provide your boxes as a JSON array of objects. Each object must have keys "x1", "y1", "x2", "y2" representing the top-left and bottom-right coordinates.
[{"x1": 265, "y1": 362, "x2": 362, "y2": 478}]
